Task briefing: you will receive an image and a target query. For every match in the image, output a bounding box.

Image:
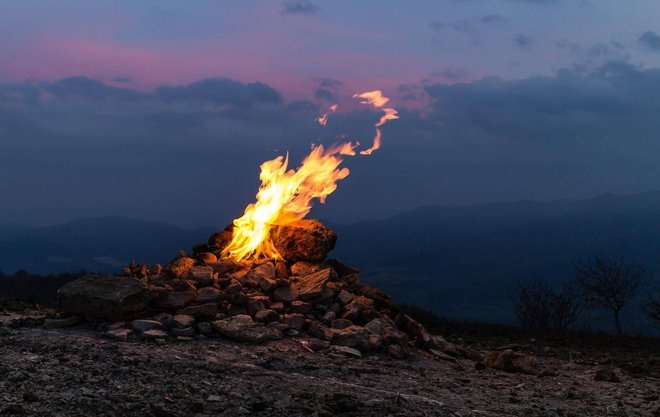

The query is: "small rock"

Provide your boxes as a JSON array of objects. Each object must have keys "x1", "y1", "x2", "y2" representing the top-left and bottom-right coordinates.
[
  {"x1": 331, "y1": 319, "x2": 353, "y2": 329},
  {"x1": 332, "y1": 325, "x2": 370, "y2": 352},
  {"x1": 309, "y1": 324, "x2": 334, "y2": 341},
  {"x1": 282, "y1": 313, "x2": 306, "y2": 331},
  {"x1": 254, "y1": 309, "x2": 279, "y2": 323},
  {"x1": 246, "y1": 300, "x2": 266, "y2": 317},
  {"x1": 429, "y1": 349, "x2": 457, "y2": 363},
  {"x1": 295, "y1": 268, "x2": 338, "y2": 300},
  {"x1": 306, "y1": 338, "x2": 330, "y2": 352},
  {"x1": 176, "y1": 303, "x2": 218, "y2": 320},
  {"x1": 331, "y1": 345, "x2": 362, "y2": 358},
  {"x1": 387, "y1": 344, "x2": 407, "y2": 359},
  {"x1": 227, "y1": 304, "x2": 247, "y2": 316},
  {"x1": 337, "y1": 290, "x2": 353, "y2": 305},
  {"x1": 186, "y1": 266, "x2": 215, "y2": 287},
  {"x1": 290, "y1": 301, "x2": 312, "y2": 314},
  {"x1": 483, "y1": 350, "x2": 540, "y2": 375},
  {"x1": 165, "y1": 257, "x2": 196, "y2": 278},
  {"x1": 155, "y1": 291, "x2": 196, "y2": 310},
  {"x1": 171, "y1": 314, "x2": 195, "y2": 328},
  {"x1": 104, "y1": 328, "x2": 133, "y2": 341},
  {"x1": 195, "y1": 287, "x2": 220, "y2": 303},
  {"x1": 266, "y1": 322, "x2": 290, "y2": 333},
  {"x1": 212, "y1": 315, "x2": 282, "y2": 343},
  {"x1": 197, "y1": 321, "x2": 213, "y2": 335},
  {"x1": 270, "y1": 302, "x2": 284, "y2": 313},
  {"x1": 368, "y1": 334, "x2": 383, "y2": 350},
  {"x1": 43, "y1": 316, "x2": 81, "y2": 329},
  {"x1": 290, "y1": 261, "x2": 322, "y2": 276},
  {"x1": 364, "y1": 317, "x2": 396, "y2": 335},
  {"x1": 272, "y1": 286, "x2": 299, "y2": 302},
  {"x1": 243, "y1": 263, "x2": 276, "y2": 288},
  {"x1": 171, "y1": 327, "x2": 195, "y2": 337},
  {"x1": 131, "y1": 320, "x2": 164, "y2": 333},
  {"x1": 141, "y1": 329, "x2": 169, "y2": 340},
  {"x1": 382, "y1": 327, "x2": 408, "y2": 346},
  {"x1": 197, "y1": 252, "x2": 218, "y2": 265},
  {"x1": 321, "y1": 311, "x2": 336, "y2": 323},
  {"x1": 153, "y1": 312, "x2": 173, "y2": 328}
]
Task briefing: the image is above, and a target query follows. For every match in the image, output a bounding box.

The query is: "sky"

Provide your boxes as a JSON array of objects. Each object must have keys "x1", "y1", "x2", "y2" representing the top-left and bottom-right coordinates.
[{"x1": 2, "y1": 0, "x2": 660, "y2": 228}]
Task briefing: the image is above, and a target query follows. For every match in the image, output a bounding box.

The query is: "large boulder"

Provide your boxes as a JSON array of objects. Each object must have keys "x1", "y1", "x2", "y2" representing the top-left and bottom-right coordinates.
[
  {"x1": 272, "y1": 219, "x2": 337, "y2": 262},
  {"x1": 58, "y1": 275, "x2": 150, "y2": 321},
  {"x1": 210, "y1": 219, "x2": 336, "y2": 262}
]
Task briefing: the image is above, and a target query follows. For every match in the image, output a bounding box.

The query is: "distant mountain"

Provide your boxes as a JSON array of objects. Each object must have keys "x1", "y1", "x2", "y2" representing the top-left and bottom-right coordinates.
[
  {"x1": 0, "y1": 216, "x2": 216, "y2": 275},
  {"x1": 332, "y1": 190, "x2": 660, "y2": 332}
]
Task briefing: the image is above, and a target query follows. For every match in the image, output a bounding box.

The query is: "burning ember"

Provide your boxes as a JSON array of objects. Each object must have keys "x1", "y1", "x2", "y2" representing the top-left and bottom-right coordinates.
[{"x1": 222, "y1": 90, "x2": 398, "y2": 261}]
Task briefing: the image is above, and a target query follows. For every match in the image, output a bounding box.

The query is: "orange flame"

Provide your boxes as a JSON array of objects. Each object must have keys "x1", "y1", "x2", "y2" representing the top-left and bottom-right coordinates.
[
  {"x1": 316, "y1": 104, "x2": 338, "y2": 126},
  {"x1": 353, "y1": 90, "x2": 399, "y2": 155},
  {"x1": 223, "y1": 90, "x2": 397, "y2": 261}
]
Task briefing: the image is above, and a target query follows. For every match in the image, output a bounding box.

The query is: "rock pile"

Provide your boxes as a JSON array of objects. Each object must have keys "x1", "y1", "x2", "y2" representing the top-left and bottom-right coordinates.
[{"x1": 57, "y1": 219, "x2": 436, "y2": 358}]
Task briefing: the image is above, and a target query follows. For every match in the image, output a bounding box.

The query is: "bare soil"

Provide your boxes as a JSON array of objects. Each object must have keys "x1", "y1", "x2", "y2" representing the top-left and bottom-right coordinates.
[{"x1": 1, "y1": 303, "x2": 658, "y2": 417}]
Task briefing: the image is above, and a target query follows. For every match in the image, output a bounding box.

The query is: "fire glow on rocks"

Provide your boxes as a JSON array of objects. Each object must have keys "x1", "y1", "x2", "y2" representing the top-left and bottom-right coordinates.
[{"x1": 222, "y1": 90, "x2": 398, "y2": 262}]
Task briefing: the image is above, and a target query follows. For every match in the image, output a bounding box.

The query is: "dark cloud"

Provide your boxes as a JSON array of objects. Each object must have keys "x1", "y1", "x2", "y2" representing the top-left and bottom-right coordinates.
[
  {"x1": 3, "y1": 64, "x2": 660, "y2": 228},
  {"x1": 430, "y1": 19, "x2": 479, "y2": 43},
  {"x1": 481, "y1": 14, "x2": 507, "y2": 24},
  {"x1": 0, "y1": 81, "x2": 42, "y2": 104},
  {"x1": 587, "y1": 41, "x2": 625, "y2": 58},
  {"x1": 281, "y1": 0, "x2": 319, "y2": 15},
  {"x1": 157, "y1": 78, "x2": 283, "y2": 107},
  {"x1": 318, "y1": 78, "x2": 343, "y2": 90},
  {"x1": 439, "y1": 67, "x2": 470, "y2": 81},
  {"x1": 639, "y1": 30, "x2": 660, "y2": 52},
  {"x1": 429, "y1": 21, "x2": 444, "y2": 30},
  {"x1": 314, "y1": 88, "x2": 336, "y2": 101},
  {"x1": 46, "y1": 76, "x2": 145, "y2": 101},
  {"x1": 556, "y1": 39, "x2": 580, "y2": 54},
  {"x1": 113, "y1": 76, "x2": 132, "y2": 83},
  {"x1": 513, "y1": 34, "x2": 533, "y2": 51}
]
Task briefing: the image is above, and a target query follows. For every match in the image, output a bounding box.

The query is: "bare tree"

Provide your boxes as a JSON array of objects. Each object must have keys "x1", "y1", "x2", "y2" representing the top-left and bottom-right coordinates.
[
  {"x1": 575, "y1": 256, "x2": 645, "y2": 335},
  {"x1": 512, "y1": 281, "x2": 584, "y2": 331},
  {"x1": 642, "y1": 288, "x2": 660, "y2": 326}
]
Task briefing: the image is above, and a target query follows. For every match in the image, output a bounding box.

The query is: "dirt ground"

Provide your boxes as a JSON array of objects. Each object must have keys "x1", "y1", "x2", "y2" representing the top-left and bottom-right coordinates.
[{"x1": 0, "y1": 304, "x2": 658, "y2": 417}]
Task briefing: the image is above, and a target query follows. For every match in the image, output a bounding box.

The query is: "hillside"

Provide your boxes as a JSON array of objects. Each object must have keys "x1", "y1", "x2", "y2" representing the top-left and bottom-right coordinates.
[
  {"x1": 0, "y1": 217, "x2": 215, "y2": 275},
  {"x1": 332, "y1": 191, "x2": 660, "y2": 330}
]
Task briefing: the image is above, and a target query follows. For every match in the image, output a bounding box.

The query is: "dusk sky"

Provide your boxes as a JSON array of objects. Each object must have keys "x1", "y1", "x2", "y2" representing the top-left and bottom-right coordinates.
[{"x1": 2, "y1": 0, "x2": 660, "y2": 227}]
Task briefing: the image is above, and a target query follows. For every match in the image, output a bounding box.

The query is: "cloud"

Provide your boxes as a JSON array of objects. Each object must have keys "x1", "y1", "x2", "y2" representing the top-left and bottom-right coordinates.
[
  {"x1": 318, "y1": 78, "x2": 343, "y2": 90},
  {"x1": 430, "y1": 19, "x2": 480, "y2": 43},
  {"x1": 639, "y1": 30, "x2": 660, "y2": 52},
  {"x1": 281, "y1": 0, "x2": 319, "y2": 15},
  {"x1": 156, "y1": 78, "x2": 283, "y2": 107},
  {"x1": 481, "y1": 14, "x2": 507, "y2": 25},
  {"x1": 3, "y1": 64, "x2": 660, "y2": 229},
  {"x1": 314, "y1": 88, "x2": 336, "y2": 101},
  {"x1": 513, "y1": 34, "x2": 533, "y2": 51},
  {"x1": 436, "y1": 67, "x2": 471, "y2": 82},
  {"x1": 46, "y1": 76, "x2": 145, "y2": 101},
  {"x1": 113, "y1": 76, "x2": 132, "y2": 83}
]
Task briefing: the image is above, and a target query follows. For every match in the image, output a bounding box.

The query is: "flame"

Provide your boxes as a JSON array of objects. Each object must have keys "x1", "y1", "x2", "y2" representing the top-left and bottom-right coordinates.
[
  {"x1": 353, "y1": 90, "x2": 399, "y2": 155},
  {"x1": 317, "y1": 104, "x2": 338, "y2": 126},
  {"x1": 223, "y1": 90, "x2": 397, "y2": 261}
]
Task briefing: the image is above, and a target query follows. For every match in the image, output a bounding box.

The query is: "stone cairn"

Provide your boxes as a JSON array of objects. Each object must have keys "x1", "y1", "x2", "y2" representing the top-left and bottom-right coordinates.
[{"x1": 57, "y1": 219, "x2": 440, "y2": 359}]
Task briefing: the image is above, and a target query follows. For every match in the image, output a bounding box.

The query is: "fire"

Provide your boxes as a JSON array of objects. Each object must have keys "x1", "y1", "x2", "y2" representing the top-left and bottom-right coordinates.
[{"x1": 222, "y1": 90, "x2": 397, "y2": 261}]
